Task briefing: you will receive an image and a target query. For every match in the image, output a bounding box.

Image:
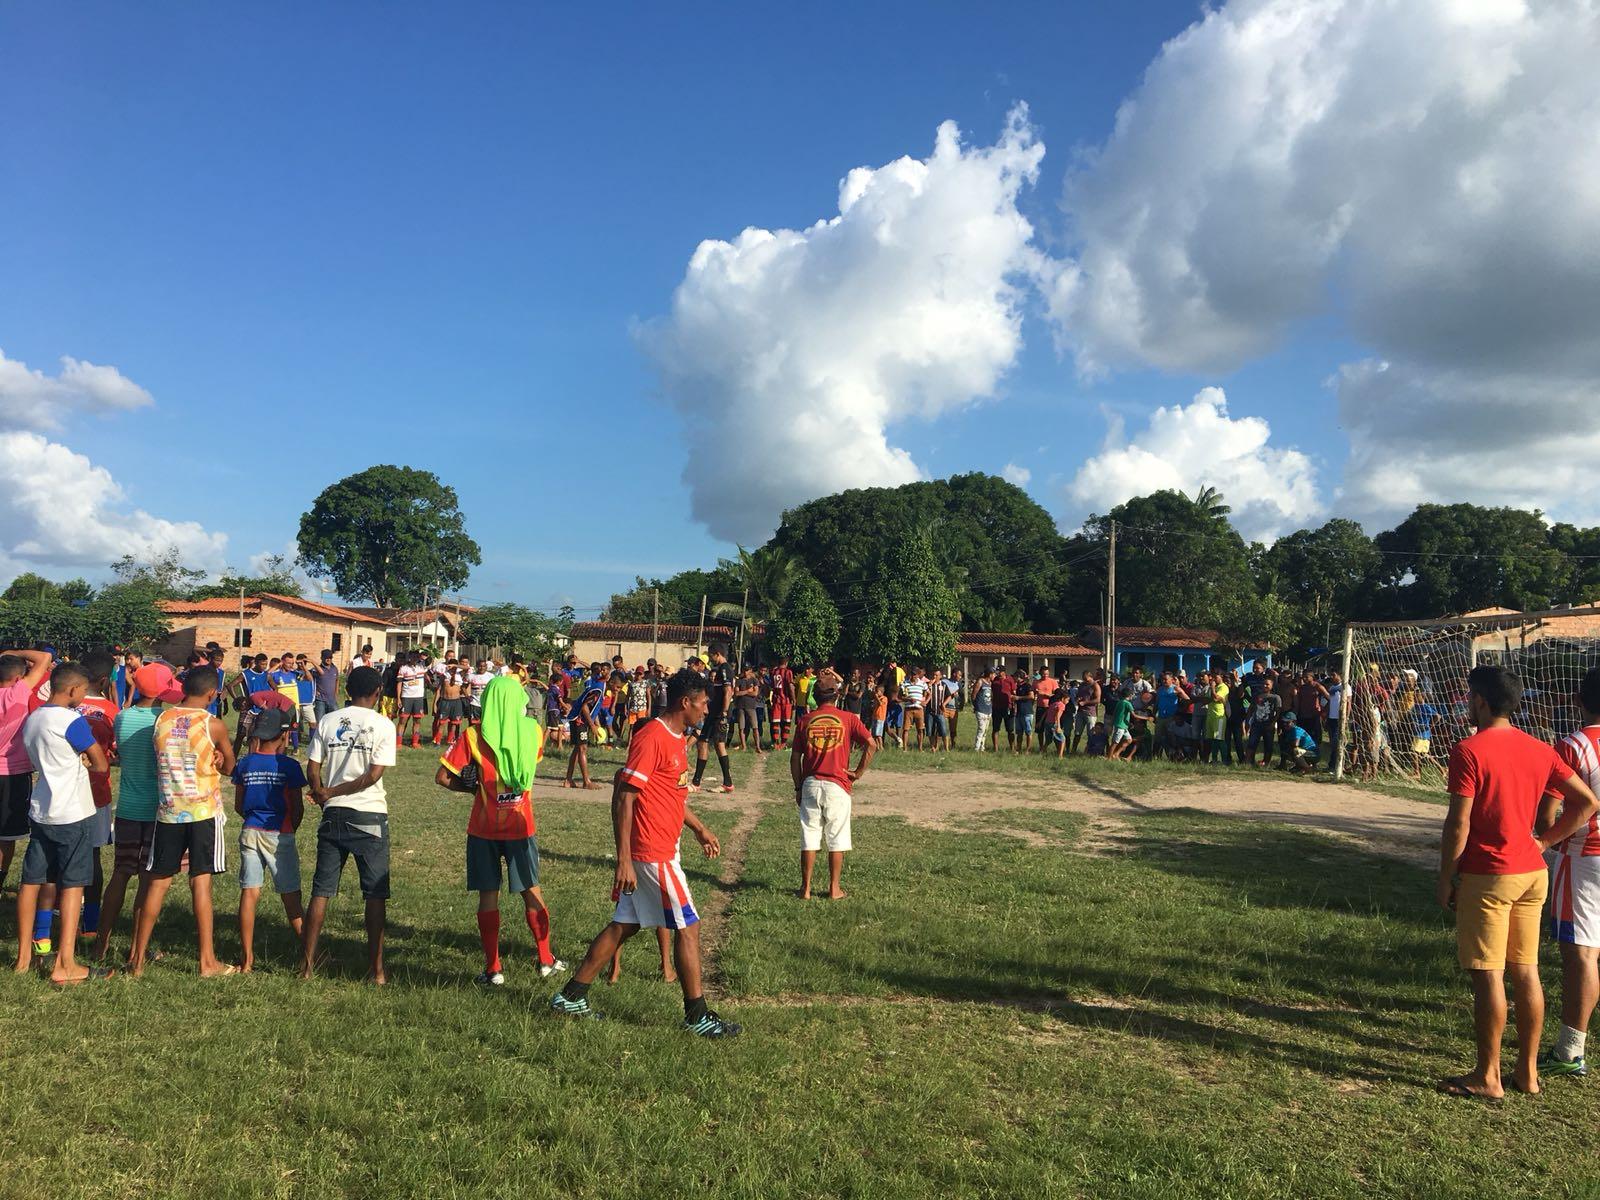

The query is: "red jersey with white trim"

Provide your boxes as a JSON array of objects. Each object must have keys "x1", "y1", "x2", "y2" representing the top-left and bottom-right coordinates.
[
  {"x1": 1548, "y1": 726, "x2": 1600, "y2": 857},
  {"x1": 440, "y1": 727, "x2": 540, "y2": 839},
  {"x1": 620, "y1": 717, "x2": 688, "y2": 862},
  {"x1": 77, "y1": 694, "x2": 118, "y2": 809}
]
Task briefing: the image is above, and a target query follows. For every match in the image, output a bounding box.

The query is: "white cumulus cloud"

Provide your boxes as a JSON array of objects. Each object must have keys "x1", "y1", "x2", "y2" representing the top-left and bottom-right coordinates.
[
  {"x1": 0, "y1": 431, "x2": 229, "y2": 573},
  {"x1": 1065, "y1": 387, "x2": 1319, "y2": 541},
  {"x1": 641, "y1": 107, "x2": 1045, "y2": 543},
  {"x1": 1001, "y1": 462, "x2": 1032, "y2": 487},
  {"x1": 0, "y1": 348, "x2": 154, "y2": 433}
]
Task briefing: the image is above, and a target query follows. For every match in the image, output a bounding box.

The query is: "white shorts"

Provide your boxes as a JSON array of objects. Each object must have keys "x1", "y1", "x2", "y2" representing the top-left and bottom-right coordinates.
[
  {"x1": 1110, "y1": 727, "x2": 1131, "y2": 746},
  {"x1": 1549, "y1": 853, "x2": 1600, "y2": 948},
  {"x1": 611, "y1": 854, "x2": 698, "y2": 929},
  {"x1": 799, "y1": 777, "x2": 853, "y2": 853}
]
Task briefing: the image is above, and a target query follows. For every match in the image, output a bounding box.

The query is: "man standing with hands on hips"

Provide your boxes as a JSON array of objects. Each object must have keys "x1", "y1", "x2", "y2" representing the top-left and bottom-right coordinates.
[{"x1": 792, "y1": 668, "x2": 875, "y2": 900}]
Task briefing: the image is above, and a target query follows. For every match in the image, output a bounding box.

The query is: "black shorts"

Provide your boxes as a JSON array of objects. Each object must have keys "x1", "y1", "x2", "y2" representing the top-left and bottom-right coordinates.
[
  {"x1": 698, "y1": 714, "x2": 730, "y2": 744},
  {"x1": 311, "y1": 807, "x2": 390, "y2": 900},
  {"x1": 0, "y1": 773, "x2": 31, "y2": 841},
  {"x1": 570, "y1": 720, "x2": 590, "y2": 745},
  {"x1": 438, "y1": 697, "x2": 465, "y2": 720},
  {"x1": 21, "y1": 815, "x2": 98, "y2": 887},
  {"x1": 148, "y1": 815, "x2": 227, "y2": 878},
  {"x1": 400, "y1": 697, "x2": 426, "y2": 716}
]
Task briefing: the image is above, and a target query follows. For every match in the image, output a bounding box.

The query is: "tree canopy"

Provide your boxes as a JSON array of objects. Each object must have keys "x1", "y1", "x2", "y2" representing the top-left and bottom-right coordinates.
[
  {"x1": 458, "y1": 603, "x2": 565, "y2": 663},
  {"x1": 842, "y1": 532, "x2": 960, "y2": 667},
  {"x1": 764, "y1": 572, "x2": 841, "y2": 666},
  {"x1": 187, "y1": 554, "x2": 303, "y2": 602},
  {"x1": 297, "y1": 465, "x2": 480, "y2": 607}
]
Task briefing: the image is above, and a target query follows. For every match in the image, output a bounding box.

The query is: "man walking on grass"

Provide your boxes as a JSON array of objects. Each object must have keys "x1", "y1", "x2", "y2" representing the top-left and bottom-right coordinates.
[
  {"x1": 1436, "y1": 666, "x2": 1599, "y2": 1099},
  {"x1": 301, "y1": 666, "x2": 396, "y2": 985},
  {"x1": 1538, "y1": 667, "x2": 1600, "y2": 1079},
  {"x1": 551, "y1": 669, "x2": 739, "y2": 1037},
  {"x1": 792, "y1": 668, "x2": 875, "y2": 900}
]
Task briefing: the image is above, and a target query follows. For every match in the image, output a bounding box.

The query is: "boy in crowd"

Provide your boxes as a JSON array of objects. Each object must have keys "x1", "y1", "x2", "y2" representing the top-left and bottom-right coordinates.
[
  {"x1": 93, "y1": 661, "x2": 181, "y2": 962},
  {"x1": 552, "y1": 668, "x2": 738, "y2": 1037},
  {"x1": 544, "y1": 668, "x2": 566, "y2": 751},
  {"x1": 434, "y1": 662, "x2": 469, "y2": 748},
  {"x1": 435, "y1": 674, "x2": 566, "y2": 986},
  {"x1": 75, "y1": 652, "x2": 120, "y2": 940},
  {"x1": 396, "y1": 650, "x2": 428, "y2": 748},
  {"x1": 1107, "y1": 689, "x2": 1137, "y2": 761},
  {"x1": 1247, "y1": 680, "x2": 1282, "y2": 767},
  {"x1": 14, "y1": 663, "x2": 112, "y2": 983},
  {"x1": 1278, "y1": 714, "x2": 1319, "y2": 774},
  {"x1": 128, "y1": 668, "x2": 237, "y2": 977},
  {"x1": 233, "y1": 652, "x2": 273, "y2": 755},
  {"x1": 792, "y1": 668, "x2": 874, "y2": 901},
  {"x1": 294, "y1": 654, "x2": 317, "y2": 748},
  {"x1": 233, "y1": 708, "x2": 306, "y2": 972},
  {"x1": 1539, "y1": 667, "x2": 1600, "y2": 1078},
  {"x1": 1436, "y1": 665, "x2": 1598, "y2": 1100},
  {"x1": 301, "y1": 666, "x2": 396, "y2": 985},
  {"x1": 564, "y1": 663, "x2": 604, "y2": 790},
  {"x1": 310, "y1": 650, "x2": 340, "y2": 723},
  {"x1": 0, "y1": 648, "x2": 53, "y2": 896}
]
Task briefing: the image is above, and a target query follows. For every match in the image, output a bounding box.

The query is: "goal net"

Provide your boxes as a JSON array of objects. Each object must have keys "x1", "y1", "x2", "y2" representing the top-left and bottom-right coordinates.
[{"x1": 1338, "y1": 607, "x2": 1600, "y2": 788}]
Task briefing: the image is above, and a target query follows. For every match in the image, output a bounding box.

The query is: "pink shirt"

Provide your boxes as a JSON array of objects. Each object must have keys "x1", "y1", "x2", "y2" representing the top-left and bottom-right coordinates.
[{"x1": 0, "y1": 678, "x2": 34, "y2": 775}]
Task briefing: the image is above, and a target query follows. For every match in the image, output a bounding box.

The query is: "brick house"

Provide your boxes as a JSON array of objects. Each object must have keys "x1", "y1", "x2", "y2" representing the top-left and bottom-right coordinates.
[
  {"x1": 154, "y1": 593, "x2": 389, "y2": 665},
  {"x1": 955, "y1": 632, "x2": 1100, "y2": 681},
  {"x1": 340, "y1": 605, "x2": 473, "y2": 658},
  {"x1": 566, "y1": 622, "x2": 736, "y2": 670}
]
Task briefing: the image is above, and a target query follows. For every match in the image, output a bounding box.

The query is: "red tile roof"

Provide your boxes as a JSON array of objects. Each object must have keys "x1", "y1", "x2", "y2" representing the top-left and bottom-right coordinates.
[
  {"x1": 1083, "y1": 625, "x2": 1271, "y2": 650},
  {"x1": 159, "y1": 597, "x2": 262, "y2": 616},
  {"x1": 569, "y1": 622, "x2": 735, "y2": 643},
  {"x1": 955, "y1": 632, "x2": 1097, "y2": 656}
]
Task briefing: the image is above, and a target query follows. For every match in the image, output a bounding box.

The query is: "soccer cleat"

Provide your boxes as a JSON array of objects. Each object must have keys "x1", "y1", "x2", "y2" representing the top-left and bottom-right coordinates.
[
  {"x1": 683, "y1": 1009, "x2": 741, "y2": 1039},
  {"x1": 475, "y1": 969, "x2": 506, "y2": 987},
  {"x1": 1538, "y1": 1051, "x2": 1588, "y2": 1077},
  {"x1": 550, "y1": 992, "x2": 603, "y2": 1019},
  {"x1": 538, "y1": 958, "x2": 569, "y2": 980}
]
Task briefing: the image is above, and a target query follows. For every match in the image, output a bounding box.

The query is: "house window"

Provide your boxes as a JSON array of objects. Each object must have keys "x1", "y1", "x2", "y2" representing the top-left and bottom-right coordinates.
[
  {"x1": 607, "y1": 643, "x2": 623, "y2": 661},
  {"x1": 234, "y1": 628, "x2": 253, "y2": 648},
  {"x1": 331, "y1": 632, "x2": 343, "y2": 652},
  {"x1": 1163, "y1": 653, "x2": 1180, "y2": 672}
]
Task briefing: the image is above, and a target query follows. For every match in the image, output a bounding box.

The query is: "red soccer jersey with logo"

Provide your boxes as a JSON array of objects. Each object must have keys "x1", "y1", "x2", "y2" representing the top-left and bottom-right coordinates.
[
  {"x1": 796, "y1": 703, "x2": 873, "y2": 794},
  {"x1": 77, "y1": 694, "x2": 118, "y2": 809},
  {"x1": 1546, "y1": 726, "x2": 1600, "y2": 858},
  {"x1": 620, "y1": 718, "x2": 689, "y2": 862},
  {"x1": 441, "y1": 727, "x2": 540, "y2": 840},
  {"x1": 1448, "y1": 725, "x2": 1575, "y2": 875}
]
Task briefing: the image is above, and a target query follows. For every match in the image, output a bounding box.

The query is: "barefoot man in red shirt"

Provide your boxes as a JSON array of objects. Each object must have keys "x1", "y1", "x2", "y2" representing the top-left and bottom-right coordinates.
[
  {"x1": 791, "y1": 668, "x2": 875, "y2": 900},
  {"x1": 550, "y1": 668, "x2": 739, "y2": 1038},
  {"x1": 1437, "y1": 665, "x2": 1599, "y2": 1099}
]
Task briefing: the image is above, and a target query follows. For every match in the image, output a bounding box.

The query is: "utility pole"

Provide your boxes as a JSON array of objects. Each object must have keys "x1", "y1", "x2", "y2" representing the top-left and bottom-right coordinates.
[
  {"x1": 736, "y1": 585, "x2": 749, "y2": 667},
  {"x1": 237, "y1": 586, "x2": 245, "y2": 650},
  {"x1": 652, "y1": 588, "x2": 660, "y2": 664},
  {"x1": 695, "y1": 594, "x2": 707, "y2": 662},
  {"x1": 1106, "y1": 519, "x2": 1117, "y2": 675}
]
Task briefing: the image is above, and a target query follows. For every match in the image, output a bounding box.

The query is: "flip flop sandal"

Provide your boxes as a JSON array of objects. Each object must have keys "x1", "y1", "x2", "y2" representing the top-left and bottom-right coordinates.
[
  {"x1": 1436, "y1": 1076, "x2": 1502, "y2": 1102},
  {"x1": 52, "y1": 965, "x2": 116, "y2": 987}
]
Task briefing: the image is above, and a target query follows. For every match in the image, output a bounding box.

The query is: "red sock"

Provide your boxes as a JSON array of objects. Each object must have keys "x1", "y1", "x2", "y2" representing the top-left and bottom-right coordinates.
[
  {"x1": 477, "y1": 910, "x2": 501, "y2": 973},
  {"x1": 527, "y1": 906, "x2": 553, "y2": 966}
]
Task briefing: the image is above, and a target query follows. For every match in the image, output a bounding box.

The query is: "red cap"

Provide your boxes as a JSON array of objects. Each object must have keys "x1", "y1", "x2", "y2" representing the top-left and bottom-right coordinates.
[{"x1": 133, "y1": 663, "x2": 183, "y2": 703}]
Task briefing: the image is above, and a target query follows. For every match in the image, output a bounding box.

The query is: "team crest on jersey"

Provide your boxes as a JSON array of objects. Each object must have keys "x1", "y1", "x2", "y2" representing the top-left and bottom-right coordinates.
[{"x1": 806, "y1": 714, "x2": 845, "y2": 753}]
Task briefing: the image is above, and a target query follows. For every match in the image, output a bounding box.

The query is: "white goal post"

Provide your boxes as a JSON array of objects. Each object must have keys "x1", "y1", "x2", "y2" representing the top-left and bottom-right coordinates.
[{"x1": 1335, "y1": 606, "x2": 1600, "y2": 786}]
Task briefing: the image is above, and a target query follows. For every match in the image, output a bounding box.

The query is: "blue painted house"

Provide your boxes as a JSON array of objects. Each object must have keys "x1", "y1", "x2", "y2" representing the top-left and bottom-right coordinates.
[{"x1": 1082, "y1": 625, "x2": 1273, "y2": 677}]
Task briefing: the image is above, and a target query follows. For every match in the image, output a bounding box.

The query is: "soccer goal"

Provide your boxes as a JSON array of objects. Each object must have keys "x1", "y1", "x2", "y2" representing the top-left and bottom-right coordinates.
[{"x1": 1336, "y1": 606, "x2": 1600, "y2": 787}]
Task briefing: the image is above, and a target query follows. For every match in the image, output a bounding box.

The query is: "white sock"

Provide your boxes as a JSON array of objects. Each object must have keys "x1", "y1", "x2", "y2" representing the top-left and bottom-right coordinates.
[{"x1": 1554, "y1": 1024, "x2": 1588, "y2": 1061}]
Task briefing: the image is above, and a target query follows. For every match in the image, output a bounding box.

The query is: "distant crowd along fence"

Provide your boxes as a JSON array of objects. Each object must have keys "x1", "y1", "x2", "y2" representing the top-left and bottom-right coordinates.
[{"x1": 1337, "y1": 606, "x2": 1600, "y2": 788}]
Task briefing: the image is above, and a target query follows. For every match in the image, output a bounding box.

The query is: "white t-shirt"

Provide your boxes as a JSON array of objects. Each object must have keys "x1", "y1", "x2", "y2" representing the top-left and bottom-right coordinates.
[
  {"x1": 348, "y1": 655, "x2": 373, "y2": 672},
  {"x1": 494, "y1": 664, "x2": 512, "y2": 676},
  {"x1": 309, "y1": 705, "x2": 397, "y2": 814},
  {"x1": 1326, "y1": 683, "x2": 1344, "y2": 721},
  {"x1": 398, "y1": 664, "x2": 426, "y2": 699},
  {"x1": 468, "y1": 671, "x2": 494, "y2": 700},
  {"x1": 22, "y1": 706, "x2": 98, "y2": 825}
]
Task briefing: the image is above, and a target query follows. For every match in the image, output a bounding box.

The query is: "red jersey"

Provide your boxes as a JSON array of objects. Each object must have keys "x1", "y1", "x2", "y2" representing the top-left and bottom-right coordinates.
[
  {"x1": 619, "y1": 718, "x2": 689, "y2": 862},
  {"x1": 993, "y1": 673, "x2": 1016, "y2": 710},
  {"x1": 1547, "y1": 726, "x2": 1600, "y2": 858},
  {"x1": 77, "y1": 694, "x2": 118, "y2": 809},
  {"x1": 441, "y1": 727, "x2": 540, "y2": 839},
  {"x1": 771, "y1": 666, "x2": 795, "y2": 701},
  {"x1": 795, "y1": 703, "x2": 872, "y2": 794},
  {"x1": 1447, "y1": 725, "x2": 1574, "y2": 875}
]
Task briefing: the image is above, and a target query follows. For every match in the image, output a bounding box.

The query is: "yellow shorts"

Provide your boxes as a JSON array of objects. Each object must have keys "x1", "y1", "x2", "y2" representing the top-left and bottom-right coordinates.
[{"x1": 1456, "y1": 869, "x2": 1547, "y2": 971}]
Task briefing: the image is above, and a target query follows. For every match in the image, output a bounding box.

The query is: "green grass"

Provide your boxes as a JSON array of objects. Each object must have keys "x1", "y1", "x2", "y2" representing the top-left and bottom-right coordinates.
[{"x1": 0, "y1": 739, "x2": 1596, "y2": 1198}]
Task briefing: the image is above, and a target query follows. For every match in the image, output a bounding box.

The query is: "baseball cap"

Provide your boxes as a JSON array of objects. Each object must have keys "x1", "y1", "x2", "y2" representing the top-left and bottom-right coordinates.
[
  {"x1": 132, "y1": 663, "x2": 184, "y2": 703},
  {"x1": 252, "y1": 708, "x2": 289, "y2": 741}
]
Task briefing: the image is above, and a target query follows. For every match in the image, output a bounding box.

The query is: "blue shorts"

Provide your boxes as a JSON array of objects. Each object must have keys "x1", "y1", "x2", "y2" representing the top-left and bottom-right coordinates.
[{"x1": 466, "y1": 834, "x2": 541, "y2": 893}]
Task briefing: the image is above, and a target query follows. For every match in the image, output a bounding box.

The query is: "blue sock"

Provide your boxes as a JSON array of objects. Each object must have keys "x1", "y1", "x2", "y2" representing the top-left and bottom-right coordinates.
[
  {"x1": 82, "y1": 901, "x2": 101, "y2": 934},
  {"x1": 32, "y1": 909, "x2": 54, "y2": 943}
]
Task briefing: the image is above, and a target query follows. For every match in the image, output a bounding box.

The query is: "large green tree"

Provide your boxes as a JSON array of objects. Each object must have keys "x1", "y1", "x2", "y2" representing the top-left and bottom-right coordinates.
[
  {"x1": 1373, "y1": 503, "x2": 1572, "y2": 619},
  {"x1": 0, "y1": 589, "x2": 167, "y2": 657},
  {"x1": 763, "y1": 572, "x2": 840, "y2": 666},
  {"x1": 842, "y1": 533, "x2": 959, "y2": 666},
  {"x1": 297, "y1": 466, "x2": 480, "y2": 607},
  {"x1": 771, "y1": 473, "x2": 1075, "y2": 630},
  {"x1": 1255, "y1": 519, "x2": 1381, "y2": 652},
  {"x1": 603, "y1": 564, "x2": 743, "y2": 625},
  {"x1": 459, "y1": 603, "x2": 564, "y2": 662},
  {"x1": 709, "y1": 545, "x2": 807, "y2": 627},
  {"x1": 110, "y1": 548, "x2": 206, "y2": 599},
  {"x1": 188, "y1": 554, "x2": 303, "y2": 601}
]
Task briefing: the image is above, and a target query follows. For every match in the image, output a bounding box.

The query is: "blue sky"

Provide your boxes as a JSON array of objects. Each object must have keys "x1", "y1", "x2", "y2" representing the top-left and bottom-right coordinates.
[{"x1": 4, "y1": 1, "x2": 1595, "y2": 613}]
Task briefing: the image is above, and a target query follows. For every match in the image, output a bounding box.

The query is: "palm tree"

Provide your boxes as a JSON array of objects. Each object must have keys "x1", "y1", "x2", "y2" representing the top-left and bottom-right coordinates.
[
  {"x1": 709, "y1": 545, "x2": 807, "y2": 627},
  {"x1": 1187, "y1": 485, "x2": 1232, "y2": 520},
  {"x1": 964, "y1": 599, "x2": 1030, "y2": 633}
]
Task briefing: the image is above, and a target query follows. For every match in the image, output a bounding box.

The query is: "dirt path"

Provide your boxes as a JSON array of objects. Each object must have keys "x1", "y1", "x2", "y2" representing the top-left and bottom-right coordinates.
[
  {"x1": 698, "y1": 752, "x2": 772, "y2": 985},
  {"x1": 850, "y1": 769, "x2": 1443, "y2": 867}
]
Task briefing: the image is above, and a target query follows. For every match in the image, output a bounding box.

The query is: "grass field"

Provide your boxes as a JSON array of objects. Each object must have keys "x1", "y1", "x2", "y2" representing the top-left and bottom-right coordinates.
[{"x1": 1, "y1": 735, "x2": 1597, "y2": 1199}]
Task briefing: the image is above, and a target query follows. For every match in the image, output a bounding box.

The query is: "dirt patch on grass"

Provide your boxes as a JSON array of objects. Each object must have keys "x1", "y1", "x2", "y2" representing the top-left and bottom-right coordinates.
[{"x1": 851, "y1": 769, "x2": 1440, "y2": 868}]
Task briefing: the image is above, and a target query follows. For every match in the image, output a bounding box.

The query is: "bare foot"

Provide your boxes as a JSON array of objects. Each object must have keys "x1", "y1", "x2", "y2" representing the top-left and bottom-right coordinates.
[
  {"x1": 561, "y1": 780, "x2": 574, "y2": 788},
  {"x1": 297, "y1": 964, "x2": 315, "y2": 980},
  {"x1": 1510, "y1": 1070, "x2": 1541, "y2": 1095},
  {"x1": 606, "y1": 958, "x2": 622, "y2": 985},
  {"x1": 827, "y1": 891, "x2": 849, "y2": 900},
  {"x1": 367, "y1": 971, "x2": 387, "y2": 987},
  {"x1": 13, "y1": 960, "x2": 32, "y2": 974},
  {"x1": 50, "y1": 963, "x2": 92, "y2": 985},
  {"x1": 662, "y1": 967, "x2": 678, "y2": 984},
  {"x1": 199, "y1": 963, "x2": 239, "y2": 978},
  {"x1": 1436, "y1": 1074, "x2": 1503, "y2": 1100},
  {"x1": 583, "y1": 782, "x2": 601, "y2": 790},
  {"x1": 797, "y1": 890, "x2": 812, "y2": 900},
  {"x1": 240, "y1": 961, "x2": 254, "y2": 974}
]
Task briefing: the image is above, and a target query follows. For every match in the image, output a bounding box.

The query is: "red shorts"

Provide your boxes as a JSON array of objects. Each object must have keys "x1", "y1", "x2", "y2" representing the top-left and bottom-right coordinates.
[{"x1": 770, "y1": 698, "x2": 794, "y2": 720}]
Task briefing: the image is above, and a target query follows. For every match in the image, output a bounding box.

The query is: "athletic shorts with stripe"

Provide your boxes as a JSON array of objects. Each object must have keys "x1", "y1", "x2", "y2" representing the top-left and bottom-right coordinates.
[
  {"x1": 1549, "y1": 853, "x2": 1600, "y2": 948},
  {"x1": 611, "y1": 854, "x2": 699, "y2": 929}
]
